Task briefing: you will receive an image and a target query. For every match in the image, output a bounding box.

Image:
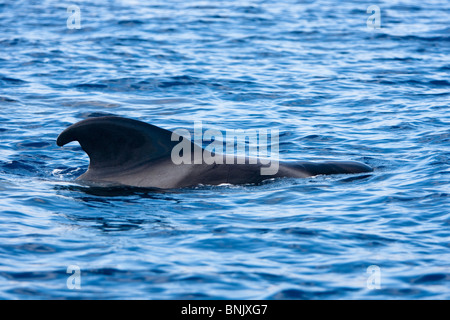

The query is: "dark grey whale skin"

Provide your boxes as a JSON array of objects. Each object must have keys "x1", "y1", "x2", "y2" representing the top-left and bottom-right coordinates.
[{"x1": 57, "y1": 116, "x2": 373, "y2": 189}]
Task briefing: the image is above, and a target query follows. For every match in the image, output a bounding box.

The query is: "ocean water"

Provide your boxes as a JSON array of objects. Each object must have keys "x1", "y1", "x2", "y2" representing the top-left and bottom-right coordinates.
[{"x1": 0, "y1": 0, "x2": 449, "y2": 299}]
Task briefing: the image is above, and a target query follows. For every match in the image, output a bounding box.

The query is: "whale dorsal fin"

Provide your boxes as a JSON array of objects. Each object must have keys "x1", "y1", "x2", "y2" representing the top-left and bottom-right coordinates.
[{"x1": 57, "y1": 116, "x2": 181, "y2": 172}]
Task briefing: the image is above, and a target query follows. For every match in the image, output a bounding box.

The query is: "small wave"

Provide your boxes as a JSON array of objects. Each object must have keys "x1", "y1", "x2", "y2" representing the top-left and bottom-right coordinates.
[{"x1": 0, "y1": 76, "x2": 26, "y2": 84}]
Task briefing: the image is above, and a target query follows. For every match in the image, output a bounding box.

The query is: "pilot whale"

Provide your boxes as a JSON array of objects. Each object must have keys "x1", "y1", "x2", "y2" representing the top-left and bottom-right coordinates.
[{"x1": 56, "y1": 116, "x2": 372, "y2": 189}]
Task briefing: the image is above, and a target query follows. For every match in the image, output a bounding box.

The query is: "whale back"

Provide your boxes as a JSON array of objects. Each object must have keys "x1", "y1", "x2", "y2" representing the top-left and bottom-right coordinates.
[{"x1": 56, "y1": 116, "x2": 373, "y2": 188}]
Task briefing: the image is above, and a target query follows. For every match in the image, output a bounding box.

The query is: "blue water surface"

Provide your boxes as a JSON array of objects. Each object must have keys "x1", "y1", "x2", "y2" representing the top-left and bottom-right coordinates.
[{"x1": 0, "y1": 0, "x2": 449, "y2": 299}]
